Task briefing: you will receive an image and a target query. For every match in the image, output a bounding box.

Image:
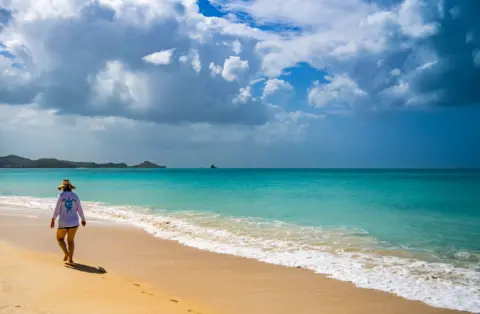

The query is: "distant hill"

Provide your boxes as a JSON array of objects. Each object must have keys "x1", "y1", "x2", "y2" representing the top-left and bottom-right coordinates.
[
  {"x1": 0, "y1": 155, "x2": 165, "y2": 168},
  {"x1": 131, "y1": 161, "x2": 165, "y2": 168}
]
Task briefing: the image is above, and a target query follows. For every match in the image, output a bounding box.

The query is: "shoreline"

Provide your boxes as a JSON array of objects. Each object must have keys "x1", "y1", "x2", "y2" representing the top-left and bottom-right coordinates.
[
  {"x1": 1, "y1": 195, "x2": 478, "y2": 312},
  {"x1": 0, "y1": 212, "x2": 469, "y2": 314}
]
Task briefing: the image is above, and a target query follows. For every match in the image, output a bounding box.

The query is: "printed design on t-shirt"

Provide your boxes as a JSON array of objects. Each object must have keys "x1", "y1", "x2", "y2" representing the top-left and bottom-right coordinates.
[{"x1": 62, "y1": 198, "x2": 76, "y2": 213}]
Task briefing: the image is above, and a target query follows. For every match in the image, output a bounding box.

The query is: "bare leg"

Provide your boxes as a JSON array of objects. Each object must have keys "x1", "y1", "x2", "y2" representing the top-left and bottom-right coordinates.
[
  {"x1": 66, "y1": 227, "x2": 79, "y2": 263},
  {"x1": 56, "y1": 228, "x2": 69, "y2": 261}
]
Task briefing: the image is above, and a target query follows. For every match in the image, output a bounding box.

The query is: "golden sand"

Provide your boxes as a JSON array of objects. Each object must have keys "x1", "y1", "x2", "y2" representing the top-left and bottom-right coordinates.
[{"x1": 0, "y1": 214, "x2": 466, "y2": 314}]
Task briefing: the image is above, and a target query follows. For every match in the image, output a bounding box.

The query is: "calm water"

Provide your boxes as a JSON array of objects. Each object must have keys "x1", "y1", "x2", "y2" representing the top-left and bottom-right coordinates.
[{"x1": 0, "y1": 169, "x2": 479, "y2": 312}]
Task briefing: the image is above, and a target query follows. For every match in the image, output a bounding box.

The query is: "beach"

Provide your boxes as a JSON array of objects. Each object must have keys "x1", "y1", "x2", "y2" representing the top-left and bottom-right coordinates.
[
  {"x1": 0, "y1": 241, "x2": 206, "y2": 314},
  {"x1": 1, "y1": 168, "x2": 479, "y2": 313},
  {"x1": 1, "y1": 0, "x2": 478, "y2": 311},
  {"x1": 0, "y1": 212, "x2": 467, "y2": 314}
]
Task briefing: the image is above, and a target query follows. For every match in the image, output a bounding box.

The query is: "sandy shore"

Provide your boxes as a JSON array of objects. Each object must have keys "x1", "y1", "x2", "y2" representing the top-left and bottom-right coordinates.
[
  {"x1": 0, "y1": 213, "x2": 466, "y2": 314},
  {"x1": 0, "y1": 242, "x2": 210, "y2": 314}
]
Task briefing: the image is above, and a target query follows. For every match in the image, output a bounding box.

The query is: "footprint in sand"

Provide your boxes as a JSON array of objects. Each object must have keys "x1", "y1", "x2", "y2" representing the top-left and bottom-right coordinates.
[
  {"x1": 0, "y1": 305, "x2": 22, "y2": 313},
  {"x1": 169, "y1": 299, "x2": 179, "y2": 303}
]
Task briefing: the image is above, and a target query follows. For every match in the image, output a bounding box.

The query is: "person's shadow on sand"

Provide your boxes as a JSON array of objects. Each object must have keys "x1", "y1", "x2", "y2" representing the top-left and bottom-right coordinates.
[{"x1": 65, "y1": 262, "x2": 107, "y2": 274}]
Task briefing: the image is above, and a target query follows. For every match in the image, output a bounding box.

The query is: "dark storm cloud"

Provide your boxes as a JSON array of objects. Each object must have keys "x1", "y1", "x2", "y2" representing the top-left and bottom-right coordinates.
[
  {"x1": 1, "y1": 2, "x2": 269, "y2": 126},
  {"x1": 318, "y1": 0, "x2": 480, "y2": 112},
  {"x1": 410, "y1": 0, "x2": 480, "y2": 107}
]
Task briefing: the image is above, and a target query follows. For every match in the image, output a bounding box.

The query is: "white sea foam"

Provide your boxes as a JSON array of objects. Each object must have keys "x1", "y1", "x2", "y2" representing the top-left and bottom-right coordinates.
[{"x1": 0, "y1": 195, "x2": 479, "y2": 313}]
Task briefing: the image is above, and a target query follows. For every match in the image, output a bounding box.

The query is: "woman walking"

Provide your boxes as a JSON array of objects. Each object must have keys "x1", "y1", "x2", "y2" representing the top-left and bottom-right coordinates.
[{"x1": 50, "y1": 179, "x2": 86, "y2": 263}]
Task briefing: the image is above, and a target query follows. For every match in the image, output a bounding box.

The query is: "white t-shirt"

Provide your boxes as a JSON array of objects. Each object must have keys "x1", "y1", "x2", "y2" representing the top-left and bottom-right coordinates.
[{"x1": 52, "y1": 191, "x2": 85, "y2": 228}]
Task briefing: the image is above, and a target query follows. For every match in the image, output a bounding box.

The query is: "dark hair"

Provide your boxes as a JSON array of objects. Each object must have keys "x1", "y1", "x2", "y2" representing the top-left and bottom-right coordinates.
[{"x1": 62, "y1": 186, "x2": 72, "y2": 192}]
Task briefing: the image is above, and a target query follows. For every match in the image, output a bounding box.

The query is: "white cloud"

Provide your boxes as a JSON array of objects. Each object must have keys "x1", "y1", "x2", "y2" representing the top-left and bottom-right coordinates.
[
  {"x1": 308, "y1": 74, "x2": 366, "y2": 109},
  {"x1": 234, "y1": 0, "x2": 439, "y2": 78},
  {"x1": 217, "y1": 0, "x2": 372, "y2": 30},
  {"x1": 0, "y1": 0, "x2": 468, "y2": 158},
  {"x1": 262, "y1": 78, "x2": 293, "y2": 98},
  {"x1": 396, "y1": 0, "x2": 438, "y2": 38},
  {"x1": 0, "y1": 0, "x2": 446, "y2": 120},
  {"x1": 249, "y1": 77, "x2": 266, "y2": 86},
  {"x1": 142, "y1": 49, "x2": 175, "y2": 65},
  {"x1": 90, "y1": 60, "x2": 150, "y2": 110},
  {"x1": 232, "y1": 39, "x2": 242, "y2": 55},
  {"x1": 391, "y1": 81, "x2": 410, "y2": 95},
  {"x1": 191, "y1": 49, "x2": 202, "y2": 73},
  {"x1": 0, "y1": 103, "x2": 325, "y2": 167},
  {"x1": 14, "y1": 0, "x2": 79, "y2": 21},
  {"x1": 2, "y1": 0, "x2": 179, "y2": 25},
  {"x1": 361, "y1": 1, "x2": 438, "y2": 39},
  {"x1": 222, "y1": 56, "x2": 249, "y2": 81},
  {"x1": 233, "y1": 85, "x2": 253, "y2": 104},
  {"x1": 0, "y1": 0, "x2": 272, "y2": 125},
  {"x1": 254, "y1": 105, "x2": 324, "y2": 144},
  {"x1": 330, "y1": 42, "x2": 358, "y2": 59},
  {"x1": 0, "y1": 55, "x2": 32, "y2": 85},
  {"x1": 178, "y1": 49, "x2": 202, "y2": 73},
  {"x1": 209, "y1": 62, "x2": 223, "y2": 77},
  {"x1": 379, "y1": 80, "x2": 410, "y2": 102}
]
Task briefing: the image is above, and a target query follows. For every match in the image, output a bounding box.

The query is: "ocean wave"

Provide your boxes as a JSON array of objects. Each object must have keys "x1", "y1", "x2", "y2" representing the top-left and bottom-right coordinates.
[{"x1": 0, "y1": 195, "x2": 479, "y2": 313}]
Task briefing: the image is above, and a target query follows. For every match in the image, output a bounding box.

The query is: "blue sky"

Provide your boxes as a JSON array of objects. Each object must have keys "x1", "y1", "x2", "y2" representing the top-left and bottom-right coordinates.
[{"x1": 0, "y1": 0, "x2": 479, "y2": 168}]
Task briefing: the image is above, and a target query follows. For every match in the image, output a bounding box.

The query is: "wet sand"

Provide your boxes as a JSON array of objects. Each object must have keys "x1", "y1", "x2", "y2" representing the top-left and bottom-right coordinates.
[{"x1": 0, "y1": 213, "x2": 466, "y2": 314}]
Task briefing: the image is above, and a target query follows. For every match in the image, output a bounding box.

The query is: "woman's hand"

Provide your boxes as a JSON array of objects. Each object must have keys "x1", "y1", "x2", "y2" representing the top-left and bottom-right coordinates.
[
  {"x1": 81, "y1": 220, "x2": 86, "y2": 227},
  {"x1": 50, "y1": 219, "x2": 55, "y2": 228}
]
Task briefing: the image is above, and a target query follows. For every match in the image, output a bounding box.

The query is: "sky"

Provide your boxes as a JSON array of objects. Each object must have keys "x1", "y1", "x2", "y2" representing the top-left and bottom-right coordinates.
[{"x1": 0, "y1": 0, "x2": 479, "y2": 168}]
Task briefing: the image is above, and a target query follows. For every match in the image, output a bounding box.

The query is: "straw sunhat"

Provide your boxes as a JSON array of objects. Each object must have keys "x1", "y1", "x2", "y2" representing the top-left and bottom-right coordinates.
[{"x1": 57, "y1": 179, "x2": 76, "y2": 191}]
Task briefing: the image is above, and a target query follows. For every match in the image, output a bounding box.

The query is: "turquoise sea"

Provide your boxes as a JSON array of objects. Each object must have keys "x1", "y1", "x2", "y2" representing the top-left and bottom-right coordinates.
[{"x1": 0, "y1": 169, "x2": 479, "y2": 312}]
